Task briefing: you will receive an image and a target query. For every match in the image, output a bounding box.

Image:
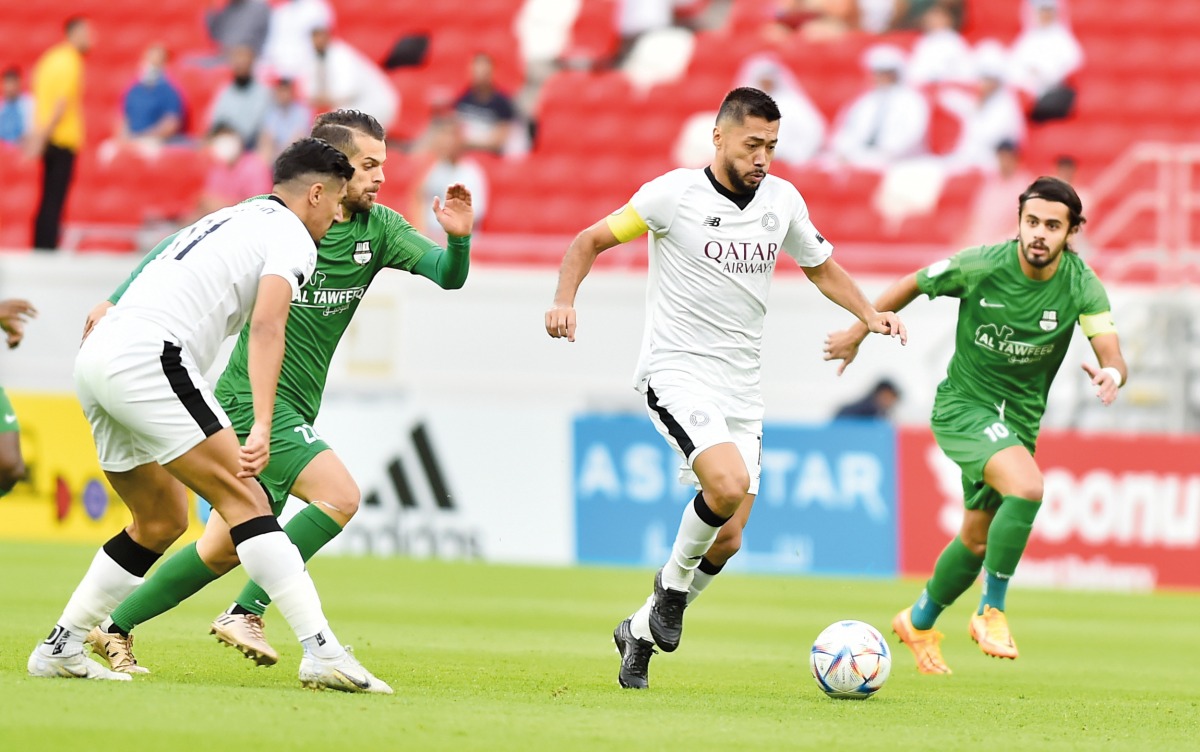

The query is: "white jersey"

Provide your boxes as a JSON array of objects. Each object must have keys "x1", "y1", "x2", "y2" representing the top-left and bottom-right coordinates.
[
  {"x1": 107, "y1": 198, "x2": 318, "y2": 374},
  {"x1": 609, "y1": 167, "x2": 833, "y2": 397}
]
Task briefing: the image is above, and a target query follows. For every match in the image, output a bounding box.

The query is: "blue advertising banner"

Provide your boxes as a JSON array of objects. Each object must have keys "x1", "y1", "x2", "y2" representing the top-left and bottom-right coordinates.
[{"x1": 574, "y1": 415, "x2": 897, "y2": 576}]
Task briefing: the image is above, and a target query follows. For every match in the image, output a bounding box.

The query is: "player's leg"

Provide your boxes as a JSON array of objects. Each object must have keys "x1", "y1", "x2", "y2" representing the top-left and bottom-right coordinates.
[
  {"x1": 0, "y1": 387, "x2": 26, "y2": 496},
  {"x1": 90, "y1": 503, "x2": 239, "y2": 672},
  {"x1": 689, "y1": 494, "x2": 754, "y2": 604},
  {"x1": 968, "y1": 444, "x2": 1043, "y2": 660},
  {"x1": 30, "y1": 462, "x2": 188, "y2": 681},
  {"x1": 214, "y1": 447, "x2": 356, "y2": 663},
  {"x1": 893, "y1": 401, "x2": 1021, "y2": 674},
  {"x1": 165, "y1": 432, "x2": 389, "y2": 692},
  {"x1": 688, "y1": 419, "x2": 762, "y2": 604}
]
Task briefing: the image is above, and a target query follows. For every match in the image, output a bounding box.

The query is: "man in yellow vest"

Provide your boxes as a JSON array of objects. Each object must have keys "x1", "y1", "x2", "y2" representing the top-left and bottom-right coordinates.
[{"x1": 29, "y1": 16, "x2": 90, "y2": 251}]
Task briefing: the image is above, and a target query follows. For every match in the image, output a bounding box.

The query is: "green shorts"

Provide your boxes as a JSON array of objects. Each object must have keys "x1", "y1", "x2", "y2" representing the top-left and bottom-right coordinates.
[
  {"x1": 223, "y1": 396, "x2": 329, "y2": 516},
  {"x1": 0, "y1": 387, "x2": 18, "y2": 433},
  {"x1": 931, "y1": 395, "x2": 1036, "y2": 511}
]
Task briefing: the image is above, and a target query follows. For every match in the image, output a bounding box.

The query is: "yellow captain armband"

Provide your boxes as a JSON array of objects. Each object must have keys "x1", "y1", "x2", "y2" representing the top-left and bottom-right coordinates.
[
  {"x1": 605, "y1": 204, "x2": 649, "y2": 243},
  {"x1": 1079, "y1": 311, "x2": 1117, "y2": 338}
]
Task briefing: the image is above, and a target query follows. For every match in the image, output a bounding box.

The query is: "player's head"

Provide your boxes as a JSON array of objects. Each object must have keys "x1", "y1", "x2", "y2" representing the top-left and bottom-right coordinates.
[
  {"x1": 311, "y1": 111, "x2": 387, "y2": 213},
  {"x1": 273, "y1": 137, "x2": 355, "y2": 242},
  {"x1": 65, "y1": 16, "x2": 92, "y2": 53},
  {"x1": 712, "y1": 87, "x2": 781, "y2": 194},
  {"x1": 1016, "y1": 176, "x2": 1085, "y2": 268}
]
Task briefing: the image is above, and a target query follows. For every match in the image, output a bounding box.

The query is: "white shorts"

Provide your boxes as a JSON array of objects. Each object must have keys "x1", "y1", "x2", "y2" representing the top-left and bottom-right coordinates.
[
  {"x1": 642, "y1": 372, "x2": 763, "y2": 495},
  {"x1": 75, "y1": 318, "x2": 231, "y2": 472}
]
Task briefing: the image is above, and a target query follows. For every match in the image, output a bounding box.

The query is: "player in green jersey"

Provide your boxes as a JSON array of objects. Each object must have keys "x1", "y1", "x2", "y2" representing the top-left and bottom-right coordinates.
[
  {"x1": 824, "y1": 177, "x2": 1128, "y2": 675},
  {"x1": 0, "y1": 298, "x2": 37, "y2": 496},
  {"x1": 84, "y1": 110, "x2": 474, "y2": 674}
]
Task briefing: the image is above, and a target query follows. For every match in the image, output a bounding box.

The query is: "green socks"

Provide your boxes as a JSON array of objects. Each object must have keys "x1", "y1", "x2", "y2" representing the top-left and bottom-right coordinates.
[
  {"x1": 109, "y1": 543, "x2": 219, "y2": 633},
  {"x1": 979, "y1": 495, "x2": 1040, "y2": 613},
  {"x1": 233, "y1": 504, "x2": 343, "y2": 616},
  {"x1": 914, "y1": 536, "x2": 985, "y2": 630}
]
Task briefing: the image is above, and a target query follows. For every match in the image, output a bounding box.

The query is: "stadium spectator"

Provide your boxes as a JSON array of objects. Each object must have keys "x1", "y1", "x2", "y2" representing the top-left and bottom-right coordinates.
[
  {"x1": 616, "y1": 0, "x2": 675, "y2": 63},
  {"x1": 29, "y1": 16, "x2": 90, "y2": 251},
  {"x1": 1009, "y1": 0, "x2": 1082, "y2": 122},
  {"x1": 834, "y1": 378, "x2": 902, "y2": 420},
  {"x1": 454, "y1": 53, "x2": 517, "y2": 156},
  {"x1": 939, "y1": 43, "x2": 1025, "y2": 173},
  {"x1": 907, "y1": 2, "x2": 974, "y2": 86},
  {"x1": 889, "y1": 0, "x2": 963, "y2": 31},
  {"x1": 297, "y1": 24, "x2": 398, "y2": 133},
  {"x1": 0, "y1": 67, "x2": 32, "y2": 146},
  {"x1": 736, "y1": 54, "x2": 825, "y2": 166},
  {"x1": 112, "y1": 45, "x2": 185, "y2": 150},
  {"x1": 206, "y1": 0, "x2": 271, "y2": 58},
  {"x1": 797, "y1": 0, "x2": 860, "y2": 42},
  {"x1": 261, "y1": 0, "x2": 334, "y2": 81},
  {"x1": 857, "y1": 0, "x2": 901, "y2": 34},
  {"x1": 208, "y1": 45, "x2": 271, "y2": 149},
  {"x1": 959, "y1": 140, "x2": 1033, "y2": 246},
  {"x1": 257, "y1": 77, "x2": 311, "y2": 161},
  {"x1": 410, "y1": 117, "x2": 489, "y2": 239},
  {"x1": 829, "y1": 44, "x2": 930, "y2": 170},
  {"x1": 193, "y1": 123, "x2": 272, "y2": 220}
]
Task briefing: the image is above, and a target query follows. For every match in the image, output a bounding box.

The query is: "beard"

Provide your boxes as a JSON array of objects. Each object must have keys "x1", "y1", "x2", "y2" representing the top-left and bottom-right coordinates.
[
  {"x1": 343, "y1": 190, "x2": 377, "y2": 215},
  {"x1": 1019, "y1": 236, "x2": 1063, "y2": 268},
  {"x1": 723, "y1": 158, "x2": 763, "y2": 195}
]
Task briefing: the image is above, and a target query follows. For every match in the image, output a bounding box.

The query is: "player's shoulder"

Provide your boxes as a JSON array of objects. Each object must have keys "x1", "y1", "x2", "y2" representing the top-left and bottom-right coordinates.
[
  {"x1": 760, "y1": 173, "x2": 806, "y2": 205},
  {"x1": 366, "y1": 202, "x2": 412, "y2": 227},
  {"x1": 644, "y1": 167, "x2": 708, "y2": 193}
]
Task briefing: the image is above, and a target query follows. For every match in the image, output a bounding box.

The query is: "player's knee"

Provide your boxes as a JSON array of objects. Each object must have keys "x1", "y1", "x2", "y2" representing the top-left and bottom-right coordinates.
[
  {"x1": 705, "y1": 474, "x2": 750, "y2": 516},
  {"x1": 1010, "y1": 476, "x2": 1044, "y2": 502},
  {"x1": 130, "y1": 509, "x2": 190, "y2": 550},
  {"x1": 333, "y1": 482, "x2": 361, "y2": 518}
]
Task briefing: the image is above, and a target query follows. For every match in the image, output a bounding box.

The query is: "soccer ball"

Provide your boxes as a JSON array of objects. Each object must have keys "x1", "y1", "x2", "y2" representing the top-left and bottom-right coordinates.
[{"x1": 809, "y1": 620, "x2": 891, "y2": 699}]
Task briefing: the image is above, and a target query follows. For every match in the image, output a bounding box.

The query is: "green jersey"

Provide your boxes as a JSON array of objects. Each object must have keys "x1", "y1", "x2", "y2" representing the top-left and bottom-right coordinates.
[
  {"x1": 111, "y1": 199, "x2": 469, "y2": 424},
  {"x1": 916, "y1": 240, "x2": 1114, "y2": 434},
  {"x1": 214, "y1": 201, "x2": 439, "y2": 421}
]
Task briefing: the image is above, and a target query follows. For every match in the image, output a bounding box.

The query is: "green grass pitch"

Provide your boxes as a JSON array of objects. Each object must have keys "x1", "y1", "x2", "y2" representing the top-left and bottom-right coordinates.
[{"x1": 1, "y1": 542, "x2": 1197, "y2": 751}]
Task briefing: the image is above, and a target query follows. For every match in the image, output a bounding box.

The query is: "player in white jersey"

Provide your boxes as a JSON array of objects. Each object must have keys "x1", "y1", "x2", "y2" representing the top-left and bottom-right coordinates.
[
  {"x1": 29, "y1": 138, "x2": 391, "y2": 693},
  {"x1": 546, "y1": 87, "x2": 908, "y2": 689}
]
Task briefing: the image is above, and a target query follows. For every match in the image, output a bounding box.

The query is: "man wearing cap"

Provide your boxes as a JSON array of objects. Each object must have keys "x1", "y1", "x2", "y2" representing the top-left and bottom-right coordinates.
[{"x1": 829, "y1": 44, "x2": 930, "y2": 170}]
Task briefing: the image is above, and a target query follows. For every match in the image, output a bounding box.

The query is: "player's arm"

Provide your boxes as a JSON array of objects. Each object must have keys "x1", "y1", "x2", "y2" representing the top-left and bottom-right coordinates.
[
  {"x1": 240, "y1": 274, "x2": 294, "y2": 478},
  {"x1": 805, "y1": 257, "x2": 907, "y2": 348},
  {"x1": 822, "y1": 272, "x2": 922, "y2": 376},
  {"x1": 1080, "y1": 320, "x2": 1127, "y2": 407},
  {"x1": 545, "y1": 208, "x2": 638, "y2": 342},
  {"x1": 410, "y1": 183, "x2": 474, "y2": 289},
  {"x1": 0, "y1": 299, "x2": 37, "y2": 349}
]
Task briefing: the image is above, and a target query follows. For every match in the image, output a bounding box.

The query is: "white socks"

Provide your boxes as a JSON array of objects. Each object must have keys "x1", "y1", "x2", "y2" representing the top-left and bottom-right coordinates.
[
  {"x1": 39, "y1": 548, "x2": 145, "y2": 658},
  {"x1": 235, "y1": 530, "x2": 342, "y2": 658},
  {"x1": 687, "y1": 569, "x2": 717, "y2": 604},
  {"x1": 661, "y1": 496, "x2": 727, "y2": 591},
  {"x1": 630, "y1": 596, "x2": 655, "y2": 642}
]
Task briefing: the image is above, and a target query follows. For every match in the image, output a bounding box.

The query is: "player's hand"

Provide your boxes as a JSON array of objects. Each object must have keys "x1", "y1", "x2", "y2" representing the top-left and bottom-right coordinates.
[
  {"x1": 545, "y1": 304, "x2": 576, "y2": 342},
  {"x1": 434, "y1": 183, "x2": 474, "y2": 239},
  {"x1": 82, "y1": 300, "x2": 113, "y2": 342},
  {"x1": 823, "y1": 328, "x2": 863, "y2": 376},
  {"x1": 238, "y1": 422, "x2": 271, "y2": 478},
  {"x1": 0, "y1": 298, "x2": 37, "y2": 349},
  {"x1": 1081, "y1": 363, "x2": 1120, "y2": 406},
  {"x1": 866, "y1": 311, "x2": 907, "y2": 345}
]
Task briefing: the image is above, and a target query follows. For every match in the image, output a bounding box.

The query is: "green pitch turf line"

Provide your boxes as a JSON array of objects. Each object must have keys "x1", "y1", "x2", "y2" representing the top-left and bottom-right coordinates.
[{"x1": 1, "y1": 542, "x2": 1196, "y2": 752}]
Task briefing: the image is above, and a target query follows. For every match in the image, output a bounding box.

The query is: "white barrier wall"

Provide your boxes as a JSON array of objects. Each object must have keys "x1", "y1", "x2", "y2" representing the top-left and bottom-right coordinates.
[
  {"x1": 0, "y1": 252, "x2": 1148, "y2": 427},
  {"x1": 0, "y1": 252, "x2": 1170, "y2": 567}
]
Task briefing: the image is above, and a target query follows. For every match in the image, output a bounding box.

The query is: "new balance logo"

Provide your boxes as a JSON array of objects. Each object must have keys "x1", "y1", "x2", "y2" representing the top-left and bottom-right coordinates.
[{"x1": 702, "y1": 216, "x2": 721, "y2": 227}]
